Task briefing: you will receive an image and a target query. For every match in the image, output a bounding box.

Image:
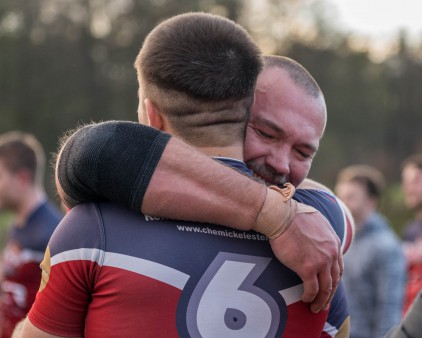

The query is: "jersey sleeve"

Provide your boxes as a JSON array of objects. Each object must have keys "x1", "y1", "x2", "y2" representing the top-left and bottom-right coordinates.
[
  {"x1": 323, "y1": 281, "x2": 350, "y2": 337},
  {"x1": 293, "y1": 189, "x2": 355, "y2": 254},
  {"x1": 28, "y1": 203, "x2": 105, "y2": 337},
  {"x1": 57, "y1": 121, "x2": 171, "y2": 211}
]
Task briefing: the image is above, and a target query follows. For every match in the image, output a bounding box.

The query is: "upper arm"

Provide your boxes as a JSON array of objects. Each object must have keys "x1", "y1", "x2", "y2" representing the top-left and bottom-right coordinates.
[
  {"x1": 15, "y1": 318, "x2": 80, "y2": 338},
  {"x1": 55, "y1": 121, "x2": 170, "y2": 210},
  {"x1": 28, "y1": 204, "x2": 104, "y2": 336}
]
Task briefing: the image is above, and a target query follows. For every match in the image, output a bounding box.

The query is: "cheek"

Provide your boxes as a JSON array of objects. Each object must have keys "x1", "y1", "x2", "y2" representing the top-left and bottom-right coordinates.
[
  {"x1": 243, "y1": 132, "x2": 266, "y2": 162},
  {"x1": 290, "y1": 160, "x2": 311, "y2": 185}
]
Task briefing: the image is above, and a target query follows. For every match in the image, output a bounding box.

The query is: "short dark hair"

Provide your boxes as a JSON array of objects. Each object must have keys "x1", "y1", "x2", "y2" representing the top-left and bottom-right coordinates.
[
  {"x1": 135, "y1": 12, "x2": 262, "y2": 146},
  {"x1": 0, "y1": 131, "x2": 45, "y2": 186},
  {"x1": 336, "y1": 164, "x2": 385, "y2": 200}
]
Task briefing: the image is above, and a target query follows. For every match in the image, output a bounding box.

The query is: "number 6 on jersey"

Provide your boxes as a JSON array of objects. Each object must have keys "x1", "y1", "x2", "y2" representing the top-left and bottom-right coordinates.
[{"x1": 186, "y1": 252, "x2": 282, "y2": 337}]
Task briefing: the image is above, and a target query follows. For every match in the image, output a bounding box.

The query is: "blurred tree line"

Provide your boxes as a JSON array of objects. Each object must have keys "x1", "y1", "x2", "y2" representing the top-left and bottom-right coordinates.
[{"x1": 1, "y1": 0, "x2": 421, "y2": 232}]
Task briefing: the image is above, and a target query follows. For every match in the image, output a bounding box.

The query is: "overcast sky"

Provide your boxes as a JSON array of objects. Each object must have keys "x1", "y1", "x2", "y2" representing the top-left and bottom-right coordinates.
[{"x1": 328, "y1": 0, "x2": 422, "y2": 39}]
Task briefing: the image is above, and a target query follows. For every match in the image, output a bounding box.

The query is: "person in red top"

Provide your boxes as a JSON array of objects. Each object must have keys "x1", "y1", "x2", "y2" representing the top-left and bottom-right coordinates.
[{"x1": 0, "y1": 132, "x2": 62, "y2": 338}]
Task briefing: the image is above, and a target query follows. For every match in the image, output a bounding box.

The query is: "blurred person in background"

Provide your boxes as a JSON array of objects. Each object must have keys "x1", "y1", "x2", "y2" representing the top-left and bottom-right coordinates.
[
  {"x1": 335, "y1": 164, "x2": 405, "y2": 338},
  {"x1": 0, "y1": 132, "x2": 62, "y2": 338},
  {"x1": 401, "y1": 154, "x2": 422, "y2": 314}
]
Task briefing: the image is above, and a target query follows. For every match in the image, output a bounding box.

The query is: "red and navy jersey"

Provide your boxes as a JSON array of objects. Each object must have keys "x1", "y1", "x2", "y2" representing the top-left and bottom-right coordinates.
[
  {"x1": 29, "y1": 206, "x2": 352, "y2": 336},
  {"x1": 0, "y1": 201, "x2": 62, "y2": 338},
  {"x1": 28, "y1": 159, "x2": 353, "y2": 337}
]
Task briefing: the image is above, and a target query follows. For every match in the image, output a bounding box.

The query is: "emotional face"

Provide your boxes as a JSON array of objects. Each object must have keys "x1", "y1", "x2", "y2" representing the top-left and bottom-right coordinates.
[{"x1": 244, "y1": 67, "x2": 326, "y2": 187}]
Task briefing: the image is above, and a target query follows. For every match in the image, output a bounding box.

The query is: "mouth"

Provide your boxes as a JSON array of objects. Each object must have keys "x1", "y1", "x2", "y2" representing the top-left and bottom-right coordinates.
[
  {"x1": 253, "y1": 172, "x2": 268, "y2": 184},
  {"x1": 253, "y1": 171, "x2": 288, "y2": 188}
]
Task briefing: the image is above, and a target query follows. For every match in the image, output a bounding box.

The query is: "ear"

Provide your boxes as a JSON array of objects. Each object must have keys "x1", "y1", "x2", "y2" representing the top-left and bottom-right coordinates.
[{"x1": 144, "y1": 99, "x2": 164, "y2": 130}]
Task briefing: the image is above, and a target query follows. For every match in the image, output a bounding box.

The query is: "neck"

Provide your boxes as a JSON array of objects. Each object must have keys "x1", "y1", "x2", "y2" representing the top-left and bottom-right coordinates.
[
  {"x1": 198, "y1": 145, "x2": 244, "y2": 161},
  {"x1": 14, "y1": 186, "x2": 46, "y2": 226}
]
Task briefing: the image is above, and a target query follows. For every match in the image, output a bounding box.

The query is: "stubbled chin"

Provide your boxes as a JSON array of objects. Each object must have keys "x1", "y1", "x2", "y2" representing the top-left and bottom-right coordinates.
[
  {"x1": 253, "y1": 171, "x2": 289, "y2": 188},
  {"x1": 253, "y1": 172, "x2": 271, "y2": 186}
]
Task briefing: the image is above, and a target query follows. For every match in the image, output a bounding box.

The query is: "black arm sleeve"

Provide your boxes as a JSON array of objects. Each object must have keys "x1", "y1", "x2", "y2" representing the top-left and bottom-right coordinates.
[{"x1": 57, "y1": 121, "x2": 171, "y2": 212}]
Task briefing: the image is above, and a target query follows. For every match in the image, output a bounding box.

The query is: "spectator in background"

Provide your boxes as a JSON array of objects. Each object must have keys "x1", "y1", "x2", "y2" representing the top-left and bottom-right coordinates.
[
  {"x1": 0, "y1": 132, "x2": 62, "y2": 338},
  {"x1": 401, "y1": 154, "x2": 422, "y2": 314},
  {"x1": 335, "y1": 164, "x2": 405, "y2": 338}
]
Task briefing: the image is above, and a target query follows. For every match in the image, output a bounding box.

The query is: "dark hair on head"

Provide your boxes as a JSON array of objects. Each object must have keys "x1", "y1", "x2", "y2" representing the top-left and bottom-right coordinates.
[
  {"x1": 134, "y1": 12, "x2": 262, "y2": 147},
  {"x1": 336, "y1": 164, "x2": 385, "y2": 200},
  {"x1": 137, "y1": 12, "x2": 262, "y2": 102},
  {"x1": 263, "y1": 55, "x2": 322, "y2": 99},
  {"x1": 402, "y1": 153, "x2": 422, "y2": 170},
  {"x1": 0, "y1": 131, "x2": 45, "y2": 186}
]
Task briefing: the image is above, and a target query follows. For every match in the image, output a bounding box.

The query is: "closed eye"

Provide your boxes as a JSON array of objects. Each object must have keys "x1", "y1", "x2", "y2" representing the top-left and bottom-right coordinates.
[
  {"x1": 297, "y1": 150, "x2": 314, "y2": 160},
  {"x1": 255, "y1": 128, "x2": 274, "y2": 139}
]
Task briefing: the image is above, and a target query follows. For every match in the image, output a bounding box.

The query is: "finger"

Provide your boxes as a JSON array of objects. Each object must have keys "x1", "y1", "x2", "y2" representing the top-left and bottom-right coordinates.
[
  {"x1": 321, "y1": 259, "x2": 342, "y2": 311},
  {"x1": 320, "y1": 244, "x2": 343, "y2": 311},
  {"x1": 300, "y1": 273, "x2": 319, "y2": 304},
  {"x1": 310, "y1": 268, "x2": 332, "y2": 313},
  {"x1": 338, "y1": 248, "x2": 344, "y2": 277},
  {"x1": 331, "y1": 253, "x2": 341, "y2": 290},
  {"x1": 321, "y1": 244, "x2": 344, "y2": 312}
]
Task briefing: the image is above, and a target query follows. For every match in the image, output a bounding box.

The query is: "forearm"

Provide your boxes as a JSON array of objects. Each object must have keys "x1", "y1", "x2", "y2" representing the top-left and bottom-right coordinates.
[
  {"x1": 56, "y1": 121, "x2": 266, "y2": 231},
  {"x1": 142, "y1": 137, "x2": 266, "y2": 230}
]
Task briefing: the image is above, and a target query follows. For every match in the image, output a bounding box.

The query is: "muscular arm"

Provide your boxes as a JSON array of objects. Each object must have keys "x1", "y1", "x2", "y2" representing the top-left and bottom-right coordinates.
[
  {"x1": 56, "y1": 121, "x2": 342, "y2": 312},
  {"x1": 56, "y1": 121, "x2": 266, "y2": 229}
]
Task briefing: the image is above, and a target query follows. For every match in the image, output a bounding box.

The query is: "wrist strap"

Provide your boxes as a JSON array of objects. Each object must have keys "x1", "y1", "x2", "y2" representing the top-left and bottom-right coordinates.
[{"x1": 253, "y1": 183, "x2": 317, "y2": 239}]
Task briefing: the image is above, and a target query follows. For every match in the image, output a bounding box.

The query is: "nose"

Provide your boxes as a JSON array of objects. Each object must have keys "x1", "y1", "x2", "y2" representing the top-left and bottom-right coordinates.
[{"x1": 266, "y1": 146, "x2": 290, "y2": 177}]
